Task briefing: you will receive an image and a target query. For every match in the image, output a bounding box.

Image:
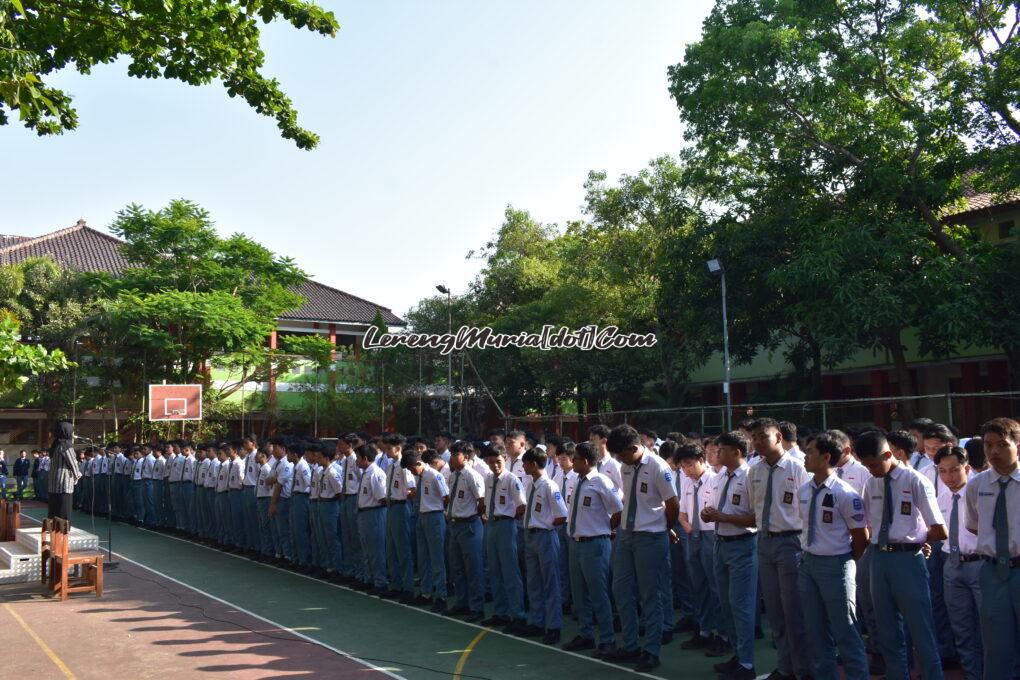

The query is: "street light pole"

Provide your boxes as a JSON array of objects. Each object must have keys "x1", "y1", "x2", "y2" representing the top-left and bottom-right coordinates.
[
  {"x1": 707, "y1": 259, "x2": 733, "y2": 432},
  {"x1": 436, "y1": 285, "x2": 453, "y2": 435}
]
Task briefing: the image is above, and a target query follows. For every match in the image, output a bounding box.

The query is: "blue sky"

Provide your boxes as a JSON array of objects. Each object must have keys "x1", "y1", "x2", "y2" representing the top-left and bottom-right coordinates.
[{"x1": 1, "y1": 1, "x2": 713, "y2": 319}]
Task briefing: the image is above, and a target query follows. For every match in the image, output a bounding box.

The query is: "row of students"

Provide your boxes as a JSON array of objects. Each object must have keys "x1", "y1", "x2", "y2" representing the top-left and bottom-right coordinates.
[{"x1": 68, "y1": 417, "x2": 1020, "y2": 680}]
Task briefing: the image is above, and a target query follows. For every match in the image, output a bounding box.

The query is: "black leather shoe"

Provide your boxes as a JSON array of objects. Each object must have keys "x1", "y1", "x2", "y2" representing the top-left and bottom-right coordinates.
[
  {"x1": 541, "y1": 629, "x2": 561, "y2": 645},
  {"x1": 430, "y1": 598, "x2": 446, "y2": 614},
  {"x1": 481, "y1": 615, "x2": 508, "y2": 627},
  {"x1": 634, "y1": 652, "x2": 660, "y2": 672},
  {"x1": 713, "y1": 655, "x2": 740, "y2": 673},
  {"x1": 562, "y1": 636, "x2": 595, "y2": 652},
  {"x1": 464, "y1": 611, "x2": 484, "y2": 623},
  {"x1": 705, "y1": 636, "x2": 731, "y2": 657},
  {"x1": 446, "y1": 605, "x2": 470, "y2": 616},
  {"x1": 518, "y1": 624, "x2": 544, "y2": 638},
  {"x1": 681, "y1": 634, "x2": 709, "y2": 650}
]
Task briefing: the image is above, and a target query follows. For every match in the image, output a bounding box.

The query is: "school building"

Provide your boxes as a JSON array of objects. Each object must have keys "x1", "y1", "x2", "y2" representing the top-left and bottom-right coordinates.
[{"x1": 0, "y1": 220, "x2": 405, "y2": 448}]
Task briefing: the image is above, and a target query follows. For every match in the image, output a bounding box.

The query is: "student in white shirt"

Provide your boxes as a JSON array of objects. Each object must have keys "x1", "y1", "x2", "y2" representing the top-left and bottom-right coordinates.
[
  {"x1": 748, "y1": 418, "x2": 812, "y2": 680},
  {"x1": 521, "y1": 446, "x2": 568, "y2": 645},
  {"x1": 408, "y1": 449, "x2": 450, "y2": 612},
  {"x1": 269, "y1": 441, "x2": 295, "y2": 563},
  {"x1": 548, "y1": 438, "x2": 577, "y2": 618},
  {"x1": 356, "y1": 443, "x2": 388, "y2": 594},
  {"x1": 481, "y1": 443, "x2": 526, "y2": 632},
  {"x1": 856, "y1": 430, "x2": 946, "y2": 680},
  {"x1": 604, "y1": 425, "x2": 678, "y2": 673},
  {"x1": 674, "y1": 441, "x2": 727, "y2": 655},
  {"x1": 383, "y1": 437, "x2": 416, "y2": 602},
  {"x1": 701, "y1": 431, "x2": 758, "y2": 679},
  {"x1": 779, "y1": 421, "x2": 805, "y2": 462},
  {"x1": 254, "y1": 449, "x2": 275, "y2": 558},
  {"x1": 966, "y1": 417, "x2": 1020, "y2": 680},
  {"x1": 289, "y1": 442, "x2": 314, "y2": 571},
  {"x1": 562, "y1": 441, "x2": 623, "y2": 656},
  {"x1": 934, "y1": 445, "x2": 982, "y2": 680},
  {"x1": 798, "y1": 431, "x2": 869, "y2": 680},
  {"x1": 588, "y1": 424, "x2": 623, "y2": 491},
  {"x1": 445, "y1": 440, "x2": 486, "y2": 621}
]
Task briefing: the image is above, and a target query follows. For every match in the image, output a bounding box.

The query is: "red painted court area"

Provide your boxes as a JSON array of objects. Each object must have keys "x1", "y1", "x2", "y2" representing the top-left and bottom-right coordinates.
[{"x1": 0, "y1": 531, "x2": 382, "y2": 679}]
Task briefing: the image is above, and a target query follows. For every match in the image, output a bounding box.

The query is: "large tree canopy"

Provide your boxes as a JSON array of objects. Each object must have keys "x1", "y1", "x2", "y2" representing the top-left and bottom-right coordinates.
[{"x1": 1, "y1": 0, "x2": 338, "y2": 148}]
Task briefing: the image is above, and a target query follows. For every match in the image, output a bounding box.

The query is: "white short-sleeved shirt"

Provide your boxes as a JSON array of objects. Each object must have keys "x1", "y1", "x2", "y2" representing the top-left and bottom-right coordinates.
[
  {"x1": 865, "y1": 464, "x2": 944, "y2": 544},
  {"x1": 938, "y1": 483, "x2": 978, "y2": 556},
  {"x1": 710, "y1": 463, "x2": 757, "y2": 537},
  {"x1": 114, "y1": 453, "x2": 126, "y2": 474},
  {"x1": 447, "y1": 467, "x2": 485, "y2": 519},
  {"x1": 131, "y1": 458, "x2": 143, "y2": 480},
  {"x1": 341, "y1": 454, "x2": 361, "y2": 495},
  {"x1": 748, "y1": 454, "x2": 811, "y2": 533},
  {"x1": 386, "y1": 464, "x2": 416, "y2": 502},
  {"x1": 320, "y1": 460, "x2": 343, "y2": 499},
  {"x1": 227, "y1": 457, "x2": 244, "y2": 490},
  {"x1": 357, "y1": 463, "x2": 387, "y2": 509},
  {"x1": 292, "y1": 458, "x2": 312, "y2": 494},
  {"x1": 786, "y1": 445, "x2": 805, "y2": 462},
  {"x1": 910, "y1": 452, "x2": 935, "y2": 477},
  {"x1": 215, "y1": 460, "x2": 230, "y2": 492},
  {"x1": 470, "y1": 457, "x2": 491, "y2": 481},
  {"x1": 524, "y1": 475, "x2": 567, "y2": 530},
  {"x1": 485, "y1": 471, "x2": 525, "y2": 519},
  {"x1": 549, "y1": 462, "x2": 567, "y2": 492},
  {"x1": 181, "y1": 454, "x2": 195, "y2": 482},
  {"x1": 596, "y1": 454, "x2": 623, "y2": 491},
  {"x1": 152, "y1": 457, "x2": 166, "y2": 480},
  {"x1": 205, "y1": 459, "x2": 220, "y2": 488},
  {"x1": 197, "y1": 458, "x2": 210, "y2": 485},
  {"x1": 243, "y1": 451, "x2": 260, "y2": 486},
  {"x1": 567, "y1": 471, "x2": 623, "y2": 538},
  {"x1": 169, "y1": 455, "x2": 184, "y2": 482},
  {"x1": 374, "y1": 451, "x2": 393, "y2": 474},
  {"x1": 275, "y1": 458, "x2": 294, "y2": 498},
  {"x1": 835, "y1": 457, "x2": 872, "y2": 497},
  {"x1": 256, "y1": 462, "x2": 274, "y2": 498},
  {"x1": 965, "y1": 467, "x2": 1020, "y2": 559},
  {"x1": 682, "y1": 468, "x2": 718, "y2": 532},
  {"x1": 798, "y1": 474, "x2": 867, "y2": 556},
  {"x1": 417, "y1": 467, "x2": 450, "y2": 513},
  {"x1": 619, "y1": 450, "x2": 678, "y2": 533}
]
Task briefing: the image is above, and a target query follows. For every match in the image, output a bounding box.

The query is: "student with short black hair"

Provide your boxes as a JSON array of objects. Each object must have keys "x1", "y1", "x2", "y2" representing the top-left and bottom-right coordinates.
[
  {"x1": 885, "y1": 430, "x2": 917, "y2": 468},
  {"x1": 674, "y1": 442, "x2": 727, "y2": 655},
  {"x1": 588, "y1": 424, "x2": 622, "y2": 491},
  {"x1": 521, "y1": 446, "x2": 568, "y2": 645},
  {"x1": 603, "y1": 425, "x2": 678, "y2": 672},
  {"x1": 797, "y1": 430, "x2": 869, "y2": 680},
  {"x1": 354, "y1": 443, "x2": 388, "y2": 595},
  {"x1": 934, "y1": 445, "x2": 982, "y2": 680},
  {"x1": 562, "y1": 441, "x2": 623, "y2": 656},
  {"x1": 967, "y1": 417, "x2": 1020, "y2": 679},
  {"x1": 445, "y1": 440, "x2": 486, "y2": 622},
  {"x1": 701, "y1": 430, "x2": 757, "y2": 680},
  {"x1": 481, "y1": 443, "x2": 526, "y2": 632},
  {"x1": 384, "y1": 439, "x2": 416, "y2": 602},
  {"x1": 855, "y1": 430, "x2": 946, "y2": 680},
  {"x1": 408, "y1": 450, "x2": 449, "y2": 611}
]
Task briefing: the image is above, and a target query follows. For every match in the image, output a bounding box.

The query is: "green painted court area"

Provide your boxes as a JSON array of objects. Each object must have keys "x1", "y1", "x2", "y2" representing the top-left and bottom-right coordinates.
[{"x1": 24, "y1": 507, "x2": 778, "y2": 679}]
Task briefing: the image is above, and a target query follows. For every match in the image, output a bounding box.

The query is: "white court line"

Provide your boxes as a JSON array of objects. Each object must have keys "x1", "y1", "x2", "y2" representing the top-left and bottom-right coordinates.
[
  {"x1": 122, "y1": 519, "x2": 672, "y2": 679},
  {"x1": 19, "y1": 512, "x2": 403, "y2": 680}
]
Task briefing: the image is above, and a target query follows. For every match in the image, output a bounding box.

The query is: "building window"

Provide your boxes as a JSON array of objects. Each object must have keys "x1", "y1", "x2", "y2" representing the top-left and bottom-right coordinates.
[{"x1": 999, "y1": 220, "x2": 1015, "y2": 240}]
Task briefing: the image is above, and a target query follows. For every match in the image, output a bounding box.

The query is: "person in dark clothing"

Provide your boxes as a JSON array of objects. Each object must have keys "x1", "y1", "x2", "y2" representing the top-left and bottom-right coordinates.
[
  {"x1": 47, "y1": 421, "x2": 81, "y2": 520},
  {"x1": 14, "y1": 451, "x2": 31, "y2": 499}
]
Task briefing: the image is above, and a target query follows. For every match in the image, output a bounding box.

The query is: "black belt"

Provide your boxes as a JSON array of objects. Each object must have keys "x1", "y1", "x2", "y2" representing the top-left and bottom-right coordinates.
[
  {"x1": 489, "y1": 515, "x2": 514, "y2": 521},
  {"x1": 952, "y1": 553, "x2": 982, "y2": 563},
  {"x1": 358, "y1": 504, "x2": 385, "y2": 512},
  {"x1": 243, "y1": 484, "x2": 256, "y2": 489},
  {"x1": 293, "y1": 491, "x2": 309, "y2": 495},
  {"x1": 169, "y1": 481, "x2": 182, "y2": 484},
  {"x1": 572, "y1": 534, "x2": 610, "y2": 543},
  {"x1": 877, "y1": 542, "x2": 923, "y2": 553},
  {"x1": 387, "y1": 499, "x2": 406, "y2": 505},
  {"x1": 420, "y1": 510, "x2": 443, "y2": 515},
  {"x1": 763, "y1": 530, "x2": 802, "y2": 538},
  {"x1": 319, "y1": 496, "x2": 340, "y2": 502},
  {"x1": 982, "y1": 555, "x2": 1020, "y2": 567},
  {"x1": 716, "y1": 532, "x2": 755, "y2": 542},
  {"x1": 449, "y1": 515, "x2": 478, "y2": 523},
  {"x1": 528, "y1": 527, "x2": 552, "y2": 534},
  {"x1": 689, "y1": 530, "x2": 715, "y2": 538}
]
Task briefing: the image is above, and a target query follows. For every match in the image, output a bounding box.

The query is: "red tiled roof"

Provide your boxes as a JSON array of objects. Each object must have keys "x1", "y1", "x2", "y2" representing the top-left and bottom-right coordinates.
[{"x1": 0, "y1": 221, "x2": 404, "y2": 326}]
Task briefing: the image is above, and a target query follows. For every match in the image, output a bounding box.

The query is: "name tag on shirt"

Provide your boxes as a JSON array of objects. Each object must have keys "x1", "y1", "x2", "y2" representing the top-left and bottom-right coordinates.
[
  {"x1": 822, "y1": 510, "x2": 833, "y2": 523},
  {"x1": 640, "y1": 482, "x2": 648, "y2": 493},
  {"x1": 535, "y1": 502, "x2": 542, "y2": 512},
  {"x1": 900, "y1": 501, "x2": 912, "y2": 515},
  {"x1": 583, "y1": 496, "x2": 592, "y2": 507},
  {"x1": 782, "y1": 491, "x2": 794, "y2": 504},
  {"x1": 732, "y1": 494, "x2": 741, "y2": 505},
  {"x1": 499, "y1": 495, "x2": 505, "y2": 504}
]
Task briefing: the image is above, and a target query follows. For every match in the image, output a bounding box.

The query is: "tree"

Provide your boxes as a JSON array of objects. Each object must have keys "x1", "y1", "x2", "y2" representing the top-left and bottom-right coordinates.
[
  {"x1": 2, "y1": 0, "x2": 338, "y2": 148},
  {"x1": 0, "y1": 311, "x2": 72, "y2": 392},
  {"x1": 666, "y1": 0, "x2": 1015, "y2": 260},
  {"x1": 98, "y1": 200, "x2": 307, "y2": 410}
]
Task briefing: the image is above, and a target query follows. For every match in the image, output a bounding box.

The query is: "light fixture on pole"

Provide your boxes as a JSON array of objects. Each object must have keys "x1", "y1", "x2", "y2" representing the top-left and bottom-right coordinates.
[
  {"x1": 436, "y1": 284, "x2": 453, "y2": 435},
  {"x1": 707, "y1": 258, "x2": 733, "y2": 432}
]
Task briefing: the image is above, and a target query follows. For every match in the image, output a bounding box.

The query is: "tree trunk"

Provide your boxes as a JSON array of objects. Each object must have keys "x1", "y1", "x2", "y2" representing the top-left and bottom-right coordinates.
[{"x1": 883, "y1": 330, "x2": 915, "y2": 423}]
